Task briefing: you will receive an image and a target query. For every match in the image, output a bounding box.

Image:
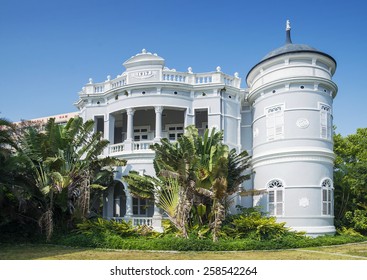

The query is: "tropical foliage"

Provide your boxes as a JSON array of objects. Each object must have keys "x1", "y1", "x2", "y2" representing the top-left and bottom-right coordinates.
[
  {"x1": 125, "y1": 125, "x2": 251, "y2": 241},
  {"x1": 0, "y1": 117, "x2": 125, "y2": 241},
  {"x1": 334, "y1": 128, "x2": 367, "y2": 233}
]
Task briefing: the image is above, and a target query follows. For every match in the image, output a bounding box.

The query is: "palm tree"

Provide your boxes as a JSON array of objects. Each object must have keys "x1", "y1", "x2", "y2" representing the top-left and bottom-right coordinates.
[
  {"x1": 18, "y1": 117, "x2": 125, "y2": 240},
  {"x1": 151, "y1": 126, "x2": 251, "y2": 241},
  {"x1": 124, "y1": 125, "x2": 251, "y2": 241}
]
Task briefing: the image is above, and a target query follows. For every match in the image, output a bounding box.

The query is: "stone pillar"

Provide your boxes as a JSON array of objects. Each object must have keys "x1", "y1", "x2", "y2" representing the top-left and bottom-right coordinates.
[
  {"x1": 114, "y1": 197, "x2": 121, "y2": 217},
  {"x1": 109, "y1": 114, "x2": 115, "y2": 144},
  {"x1": 125, "y1": 189, "x2": 133, "y2": 218},
  {"x1": 126, "y1": 108, "x2": 135, "y2": 140},
  {"x1": 124, "y1": 108, "x2": 135, "y2": 151},
  {"x1": 152, "y1": 191, "x2": 163, "y2": 232},
  {"x1": 154, "y1": 106, "x2": 163, "y2": 142},
  {"x1": 104, "y1": 114, "x2": 115, "y2": 156},
  {"x1": 106, "y1": 186, "x2": 114, "y2": 218}
]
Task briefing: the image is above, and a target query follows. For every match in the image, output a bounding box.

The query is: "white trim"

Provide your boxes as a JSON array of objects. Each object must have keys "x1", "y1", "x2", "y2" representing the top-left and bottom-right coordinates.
[
  {"x1": 319, "y1": 102, "x2": 332, "y2": 140},
  {"x1": 267, "y1": 178, "x2": 285, "y2": 217},
  {"x1": 251, "y1": 147, "x2": 335, "y2": 168},
  {"x1": 264, "y1": 104, "x2": 285, "y2": 141},
  {"x1": 321, "y1": 177, "x2": 333, "y2": 216}
]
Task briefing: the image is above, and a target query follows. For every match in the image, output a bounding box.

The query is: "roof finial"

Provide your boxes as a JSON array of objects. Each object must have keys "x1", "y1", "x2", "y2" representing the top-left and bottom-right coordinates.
[
  {"x1": 285, "y1": 19, "x2": 292, "y2": 44},
  {"x1": 286, "y1": 20, "x2": 291, "y2": 31}
]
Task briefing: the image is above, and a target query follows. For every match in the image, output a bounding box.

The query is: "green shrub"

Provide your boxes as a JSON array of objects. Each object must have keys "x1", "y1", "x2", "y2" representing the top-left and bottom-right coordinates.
[
  {"x1": 345, "y1": 210, "x2": 367, "y2": 235},
  {"x1": 337, "y1": 226, "x2": 364, "y2": 237},
  {"x1": 55, "y1": 230, "x2": 367, "y2": 251},
  {"x1": 75, "y1": 218, "x2": 136, "y2": 237},
  {"x1": 223, "y1": 207, "x2": 295, "y2": 240}
]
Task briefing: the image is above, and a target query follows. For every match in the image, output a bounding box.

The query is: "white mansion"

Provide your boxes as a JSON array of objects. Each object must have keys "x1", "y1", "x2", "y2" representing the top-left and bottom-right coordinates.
[{"x1": 73, "y1": 21, "x2": 337, "y2": 236}]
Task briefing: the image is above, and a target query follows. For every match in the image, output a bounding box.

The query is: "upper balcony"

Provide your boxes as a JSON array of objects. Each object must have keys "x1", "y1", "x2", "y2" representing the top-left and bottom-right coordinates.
[{"x1": 78, "y1": 49, "x2": 241, "y2": 97}]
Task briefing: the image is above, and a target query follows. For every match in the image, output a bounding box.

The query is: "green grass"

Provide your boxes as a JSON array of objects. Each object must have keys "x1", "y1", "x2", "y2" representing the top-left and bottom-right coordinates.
[{"x1": 1, "y1": 242, "x2": 367, "y2": 260}]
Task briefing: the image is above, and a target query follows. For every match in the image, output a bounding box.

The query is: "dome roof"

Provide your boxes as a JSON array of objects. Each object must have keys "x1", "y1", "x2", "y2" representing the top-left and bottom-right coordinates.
[
  {"x1": 261, "y1": 43, "x2": 319, "y2": 61},
  {"x1": 123, "y1": 49, "x2": 165, "y2": 69},
  {"x1": 247, "y1": 21, "x2": 336, "y2": 79}
]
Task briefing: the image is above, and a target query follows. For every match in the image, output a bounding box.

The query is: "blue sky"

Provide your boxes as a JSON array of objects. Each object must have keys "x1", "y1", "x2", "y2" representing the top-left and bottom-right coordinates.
[{"x1": 0, "y1": 0, "x2": 366, "y2": 136}]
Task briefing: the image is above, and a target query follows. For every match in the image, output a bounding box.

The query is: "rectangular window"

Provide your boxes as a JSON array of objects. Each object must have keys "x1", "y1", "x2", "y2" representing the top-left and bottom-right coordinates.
[
  {"x1": 322, "y1": 188, "x2": 333, "y2": 215},
  {"x1": 268, "y1": 189, "x2": 284, "y2": 216},
  {"x1": 133, "y1": 197, "x2": 147, "y2": 216},
  {"x1": 133, "y1": 126, "x2": 150, "y2": 142},
  {"x1": 265, "y1": 105, "x2": 284, "y2": 141},
  {"x1": 165, "y1": 124, "x2": 184, "y2": 141},
  {"x1": 95, "y1": 116, "x2": 104, "y2": 135},
  {"x1": 320, "y1": 103, "x2": 332, "y2": 140}
]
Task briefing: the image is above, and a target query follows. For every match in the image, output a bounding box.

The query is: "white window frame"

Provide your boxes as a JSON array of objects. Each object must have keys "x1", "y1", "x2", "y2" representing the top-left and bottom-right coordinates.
[
  {"x1": 319, "y1": 103, "x2": 332, "y2": 140},
  {"x1": 321, "y1": 178, "x2": 333, "y2": 216},
  {"x1": 133, "y1": 197, "x2": 148, "y2": 216},
  {"x1": 133, "y1": 125, "x2": 150, "y2": 142},
  {"x1": 267, "y1": 179, "x2": 284, "y2": 216},
  {"x1": 265, "y1": 104, "x2": 285, "y2": 141},
  {"x1": 165, "y1": 124, "x2": 184, "y2": 141}
]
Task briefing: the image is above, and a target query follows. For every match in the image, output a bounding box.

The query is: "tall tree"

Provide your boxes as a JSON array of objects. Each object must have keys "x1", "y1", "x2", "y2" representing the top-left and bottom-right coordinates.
[
  {"x1": 334, "y1": 128, "x2": 367, "y2": 226},
  {"x1": 18, "y1": 117, "x2": 125, "y2": 240},
  {"x1": 127, "y1": 125, "x2": 251, "y2": 241}
]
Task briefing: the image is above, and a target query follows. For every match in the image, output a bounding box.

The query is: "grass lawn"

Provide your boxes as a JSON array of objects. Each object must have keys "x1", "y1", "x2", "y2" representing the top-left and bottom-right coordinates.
[{"x1": 1, "y1": 242, "x2": 367, "y2": 260}]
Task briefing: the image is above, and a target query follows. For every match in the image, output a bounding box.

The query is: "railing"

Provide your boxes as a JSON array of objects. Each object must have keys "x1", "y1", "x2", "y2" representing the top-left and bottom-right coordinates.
[
  {"x1": 195, "y1": 75, "x2": 212, "y2": 84},
  {"x1": 94, "y1": 84, "x2": 105, "y2": 93},
  {"x1": 163, "y1": 73, "x2": 187, "y2": 82},
  {"x1": 132, "y1": 217, "x2": 153, "y2": 227},
  {"x1": 109, "y1": 143, "x2": 124, "y2": 154},
  {"x1": 80, "y1": 71, "x2": 241, "y2": 95},
  {"x1": 133, "y1": 140, "x2": 153, "y2": 151},
  {"x1": 112, "y1": 217, "x2": 153, "y2": 227},
  {"x1": 111, "y1": 77, "x2": 127, "y2": 89},
  {"x1": 108, "y1": 140, "x2": 154, "y2": 155}
]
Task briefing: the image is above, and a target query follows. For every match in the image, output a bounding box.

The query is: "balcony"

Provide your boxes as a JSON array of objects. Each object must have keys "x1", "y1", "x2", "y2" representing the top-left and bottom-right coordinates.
[
  {"x1": 108, "y1": 140, "x2": 155, "y2": 157},
  {"x1": 80, "y1": 69, "x2": 241, "y2": 96}
]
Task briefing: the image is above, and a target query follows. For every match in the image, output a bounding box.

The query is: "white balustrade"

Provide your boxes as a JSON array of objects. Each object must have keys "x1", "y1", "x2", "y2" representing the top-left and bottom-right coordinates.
[
  {"x1": 195, "y1": 75, "x2": 213, "y2": 84},
  {"x1": 109, "y1": 143, "x2": 124, "y2": 154},
  {"x1": 133, "y1": 140, "x2": 153, "y2": 151},
  {"x1": 112, "y1": 77, "x2": 127, "y2": 88},
  {"x1": 132, "y1": 217, "x2": 153, "y2": 227},
  {"x1": 81, "y1": 70, "x2": 240, "y2": 97},
  {"x1": 163, "y1": 72, "x2": 187, "y2": 82},
  {"x1": 94, "y1": 84, "x2": 105, "y2": 93},
  {"x1": 112, "y1": 217, "x2": 153, "y2": 227}
]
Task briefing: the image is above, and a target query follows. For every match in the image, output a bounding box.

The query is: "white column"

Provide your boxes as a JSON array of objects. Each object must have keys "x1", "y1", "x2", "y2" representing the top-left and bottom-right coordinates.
[
  {"x1": 124, "y1": 108, "x2": 135, "y2": 151},
  {"x1": 125, "y1": 189, "x2": 133, "y2": 218},
  {"x1": 126, "y1": 108, "x2": 135, "y2": 140},
  {"x1": 184, "y1": 107, "x2": 194, "y2": 128},
  {"x1": 106, "y1": 186, "x2": 114, "y2": 218},
  {"x1": 152, "y1": 191, "x2": 163, "y2": 232},
  {"x1": 154, "y1": 106, "x2": 163, "y2": 141},
  {"x1": 103, "y1": 114, "x2": 115, "y2": 156},
  {"x1": 109, "y1": 114, "x2": 115, "y2": 144},
  {"x1": 114, "y1": 197, "x2": 121, "y2": 217}
]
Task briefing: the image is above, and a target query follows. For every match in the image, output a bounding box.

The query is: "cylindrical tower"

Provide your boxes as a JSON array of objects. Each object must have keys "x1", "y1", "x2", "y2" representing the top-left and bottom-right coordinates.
[{"x1": 246, "y1": 21, "x2": 338, "y2": 236}]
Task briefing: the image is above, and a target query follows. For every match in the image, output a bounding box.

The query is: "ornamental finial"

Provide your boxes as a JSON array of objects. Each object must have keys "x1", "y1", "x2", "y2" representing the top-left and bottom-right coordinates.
[
  {"x1": 286, "y1": 20, "x2": 291, "y2": 31},
  {"x1": 285, "y1": 20, "x2": 292, "y2": 44}
]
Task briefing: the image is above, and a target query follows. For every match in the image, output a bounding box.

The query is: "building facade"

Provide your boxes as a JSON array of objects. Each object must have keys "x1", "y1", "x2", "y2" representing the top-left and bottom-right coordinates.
[{"x1": 75, "y1": 22, "x2": 338, "y2": 236}]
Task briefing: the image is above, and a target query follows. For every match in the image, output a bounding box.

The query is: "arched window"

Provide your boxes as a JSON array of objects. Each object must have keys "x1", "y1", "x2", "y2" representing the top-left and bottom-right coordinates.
[
  {"x1": 321, "y1": 178, "x2": 333, "y2": 215},
  {"x1": 268, "y1": 179, "x2": 284, "y2": 216}
]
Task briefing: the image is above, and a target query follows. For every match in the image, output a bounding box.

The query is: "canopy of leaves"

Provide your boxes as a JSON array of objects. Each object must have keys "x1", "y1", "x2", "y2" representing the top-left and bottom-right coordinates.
[{"x1": 334, "y1": 128, "x2": 367, "y2": 230}]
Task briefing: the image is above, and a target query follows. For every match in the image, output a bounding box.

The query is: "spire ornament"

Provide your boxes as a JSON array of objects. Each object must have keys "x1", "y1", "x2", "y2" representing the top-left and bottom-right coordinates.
[
  {"x1": 286, "y1": 20, "x2": 291, "y2": 31},
  {"x1": 285, "y1": 19, "x2": 292, "y2": 44}
]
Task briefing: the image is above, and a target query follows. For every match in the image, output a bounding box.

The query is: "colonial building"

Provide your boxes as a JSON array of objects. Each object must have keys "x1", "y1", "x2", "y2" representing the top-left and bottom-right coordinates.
[{"x1": 75, "y1": 21, "x2": 338, "y2": 236}]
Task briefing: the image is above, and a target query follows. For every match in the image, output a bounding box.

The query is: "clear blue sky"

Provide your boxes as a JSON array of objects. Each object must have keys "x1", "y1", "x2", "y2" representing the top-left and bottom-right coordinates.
[{"x1": 1, "y1": 0, "x2": 366, "y2": 136}]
